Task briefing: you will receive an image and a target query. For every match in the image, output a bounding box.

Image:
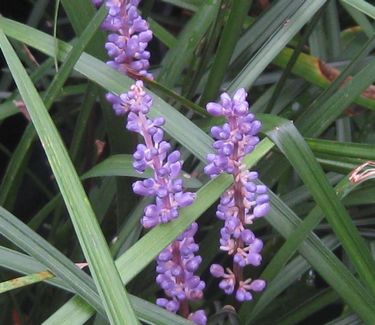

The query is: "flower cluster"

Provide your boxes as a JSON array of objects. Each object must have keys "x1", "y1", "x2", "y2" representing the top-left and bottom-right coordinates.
[
  {"x1": 99, "y1": 1, "x2": 206, "y2": 322},
  {"x1": 205, "y1": 89, "x2": 269, "y2": 301},
  {"x1": 112, "y1": 81, "x2": 206, "y2": 321},
  {"x1": 109, "y1": 81, "x2": 196, "y2": 228},
  {"x1": 156, "y1": 223, "x2": 206, "y2": 324},
  {"x1": 112, "y1": 80, "x2": 206, "y2": 324},
  {"x1": 102, "y1": 0, "x2": 153, "y2": 79}
]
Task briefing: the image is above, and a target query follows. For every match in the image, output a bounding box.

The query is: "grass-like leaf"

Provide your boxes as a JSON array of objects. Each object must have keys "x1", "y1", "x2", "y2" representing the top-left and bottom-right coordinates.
[
  {"x1": 273, "y1": 45, "x2": 375, "y2": 113},
  {"x1": 200, "y1": 0, "x2": 253, "y2": 103},
  {"x1": 228, "y1": 0, "x2": 326, "y2": 92},
  {"x1": 340, "y1": 0, "x2": 375, "y2": 20},
  {"x1": 157, "y1": 0, "x2": 220, "y2": 87},
  {"x1": 0, "y1": 6, "x2": 107, "y2": 210},
  {"x1": 267, "y1": 116, "x2": 375, "y2": 297},
  {"x1": 0, "y1": 247, "x2": 192, "y2": 325},
  {"x1": 0, "y1": 207, "x2": 102, "y2": 312},
  {"x1": 277, "y1": 289, "x2": 339, "y2": 325},
  {"x1": 0, "y1": 30, "x2": 138, "y2": 324},
  {"x1": 81, "y1": 154, "x2": 202, "y2": 188}
]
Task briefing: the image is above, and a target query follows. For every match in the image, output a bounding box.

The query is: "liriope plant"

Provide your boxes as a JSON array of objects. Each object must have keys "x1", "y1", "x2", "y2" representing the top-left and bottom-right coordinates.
[{"x1": 1, "y1": 0, "x2": 375, "y2": 324}]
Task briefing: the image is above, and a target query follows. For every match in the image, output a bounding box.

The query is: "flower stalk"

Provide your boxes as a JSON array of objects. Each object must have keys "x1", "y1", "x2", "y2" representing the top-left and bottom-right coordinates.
[
  {"x1": 205, "y1": 89, "x2": 270, "y2": 301},
  {"x1": 98, "y1": 1, "x2": 206, "y2": 322}
]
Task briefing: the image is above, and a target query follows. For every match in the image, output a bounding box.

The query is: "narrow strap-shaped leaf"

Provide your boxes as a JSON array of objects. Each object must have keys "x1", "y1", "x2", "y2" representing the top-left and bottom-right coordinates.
[
  {"x1": 266, "y1": 116, "x2": 375, "y2": 297},
  {"x1": 0, "y1": 246, "x2": 192, "y2": 325},
  {"x1": 0, "y1": 270, "x2": 55, "y2": 294},
  {"x1": 263, "y1": 190, "x2": 375, "y2": 324},
  {"x1": 199, "y1": 0, "x2": 253, "y2": 104},
  {"x1": 81, "y1": 154, "x2": 202, "y2": 188},
  {"x1": 264, "y1": 4, "x2": 327, "y2": 113},
  {"x1": 243, "y1": 235, "x2": 339, "y2": 323},
  {"x1": 227, "y1": 0, "x2": 326, "y2": 92},
  {"x1": 253, "y1": 238, "x2": 339, "y2": 324},
  {"x1": 230, "y1": 0, "x2": 301, "y2": 69},
  {"x1": 161, "y1": 0, "x2": 199, "y2": 11},
  {"x1": 0, "y1": 206, "x2": 102, "y2": 312},
  {"x1": 272, "y1": 48, "x2": 375, "y2": 113},
  {"x1": 0, "y1": 6, "x2": 107, "y2": 209},
  {"x1": 45, "y1": 294, "x2": 193, "y2": 325},
  {"x1": 241, "y1": 175, "x2": 361, "y2": 320},
  {"x1": 306, "y1": 138, "x2": 375, "y2": 160},
  {"x1": 0, "y1": 84, "x2": 86, "y2": 121},
  {"x1": 157, "y1": 0, "x2": 220, "y2": 87},
  {"x1": 148, "y1": 17, "x2": 177, "y2": 48},
  {"x1": 340, "y1": 0, "x2": 375, "y2": 20},
  {"x1": 296, "y1": 35, "x2": 375, "y2": 136},
  {"x1": 0, "y1": 30, "x2": 138, "y2": 324},
  {"x1": 277, "y1": 289, "x2": 339, "y2": 325},
  {"x1": 0, "y1": 246, "x2": 68, "y2": 291},
  {"x1": 324, "y1": 313, "x2": 360, "y2": 325},
  {"x1": 341, "y1": 1, "x2": 375, "y2": 37}
]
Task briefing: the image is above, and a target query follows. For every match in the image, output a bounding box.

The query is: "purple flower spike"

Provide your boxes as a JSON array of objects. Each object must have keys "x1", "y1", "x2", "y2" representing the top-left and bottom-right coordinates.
[
  {"x1": 102, "y1": 0, "x2": 152, "y2": 79},
  {"x1": 116, "y1": 81, "x2": 197, "y2": 228},
  {"x1": 100, "y1": 1, "x2": 206, "y2": 322},
  {"x1": 102, "y1": 0, "x2": 154, "y2": 134},
  {"x1": 116, "y1": 81, "x2": 206, "y2": 323},
  {"x1": 156, "y1": 222, "x2": 206, "y2": 319},
  {"x1": 205, "y1": 89, "x2": 269, "y2": 302},
  {"x1": 107, "y1": 80, "x2": 205, "y2": 323}
]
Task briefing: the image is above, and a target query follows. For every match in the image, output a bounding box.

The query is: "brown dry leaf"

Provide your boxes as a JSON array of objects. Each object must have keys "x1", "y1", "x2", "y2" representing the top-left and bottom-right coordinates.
[
  {"x1": 13, "y1": 100, "x2": 31, "y2": 121},
  {"x1": 22, "y1": 44, "x2": 39, "y2": 67},
  {"x1": 349, "y1": 161, "x2": 375, "y2": 184},
  {"x1": 95, "y1": 139, "x2": 106, "y2": 158},
  {"x1": 318, "y1": 59, "x2": 375, "y2": 100}
]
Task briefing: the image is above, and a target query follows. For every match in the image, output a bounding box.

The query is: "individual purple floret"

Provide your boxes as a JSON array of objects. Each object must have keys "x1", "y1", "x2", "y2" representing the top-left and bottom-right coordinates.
[
  {"x1": 205, "y1": 89, "x2": 270, "y2": 302},
  {"x1": 92, "y1": 0, "x2": 103, "y2": 7},
  {"x1": 102, "y1": 0, "x2": 153, "y2": 79}
]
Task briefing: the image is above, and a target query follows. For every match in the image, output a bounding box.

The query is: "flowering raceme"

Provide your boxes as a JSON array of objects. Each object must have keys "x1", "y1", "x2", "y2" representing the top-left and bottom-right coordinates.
[
  {"x1": 110, "y1": 81, "x2": 196, "y2": 228},
  {"x1": 98, "y1": 1, "x2": 206, "y2": 323},
  {"x1": 205, "y1": 89, "x2": 270, "y2": 302},
  {"x1": 102, "y1": 0, "x2": 153, "y2": 79},
  {"x1": 110, "y1": 81, "x2": 206, "y2": 323}
]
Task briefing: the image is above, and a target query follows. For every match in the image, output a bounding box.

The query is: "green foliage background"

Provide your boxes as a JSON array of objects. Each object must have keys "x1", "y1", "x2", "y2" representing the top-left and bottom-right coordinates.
[{"x1": 1, "y1": 0, "x2": 375, "y2": 324}]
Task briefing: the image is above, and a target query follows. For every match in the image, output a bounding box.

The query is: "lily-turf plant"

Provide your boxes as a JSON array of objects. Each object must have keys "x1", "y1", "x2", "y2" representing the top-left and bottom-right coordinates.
[{"x1": 1, "y1": 0, "x2": 375, "y2": 324}]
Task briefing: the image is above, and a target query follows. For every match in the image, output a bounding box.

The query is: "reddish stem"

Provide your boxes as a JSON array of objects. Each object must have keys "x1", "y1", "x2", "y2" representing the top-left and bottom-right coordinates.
[
  {"x1": 171, "y1": 241, "x2": 190, "y2": 318},
  {"x1": 229, "y1": 117, "x2": 245, "y2": 286}
]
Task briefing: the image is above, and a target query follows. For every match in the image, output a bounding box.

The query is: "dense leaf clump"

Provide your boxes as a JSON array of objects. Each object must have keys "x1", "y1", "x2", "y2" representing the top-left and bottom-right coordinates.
[{"x1": 0, "y1": 0, "x2": 375, "y2": 324}]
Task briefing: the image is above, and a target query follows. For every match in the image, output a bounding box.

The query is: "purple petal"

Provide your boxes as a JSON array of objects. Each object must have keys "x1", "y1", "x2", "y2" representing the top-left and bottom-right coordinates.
[
  {"x1": 250, "y1": 279, "x2": 266, "y2": 292},
  {"x1": 188, "y1": 310, "x2": 207, "y2": 325},
  {"x1": 210, "y1": 264, "x2": 224, "y2": 277},
  {"x1": 206, "y1": 102, "x2": 223, "y2": 116},
  {"x1": 254, "y1": 203, "x2": 270, "y2": 218}
]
